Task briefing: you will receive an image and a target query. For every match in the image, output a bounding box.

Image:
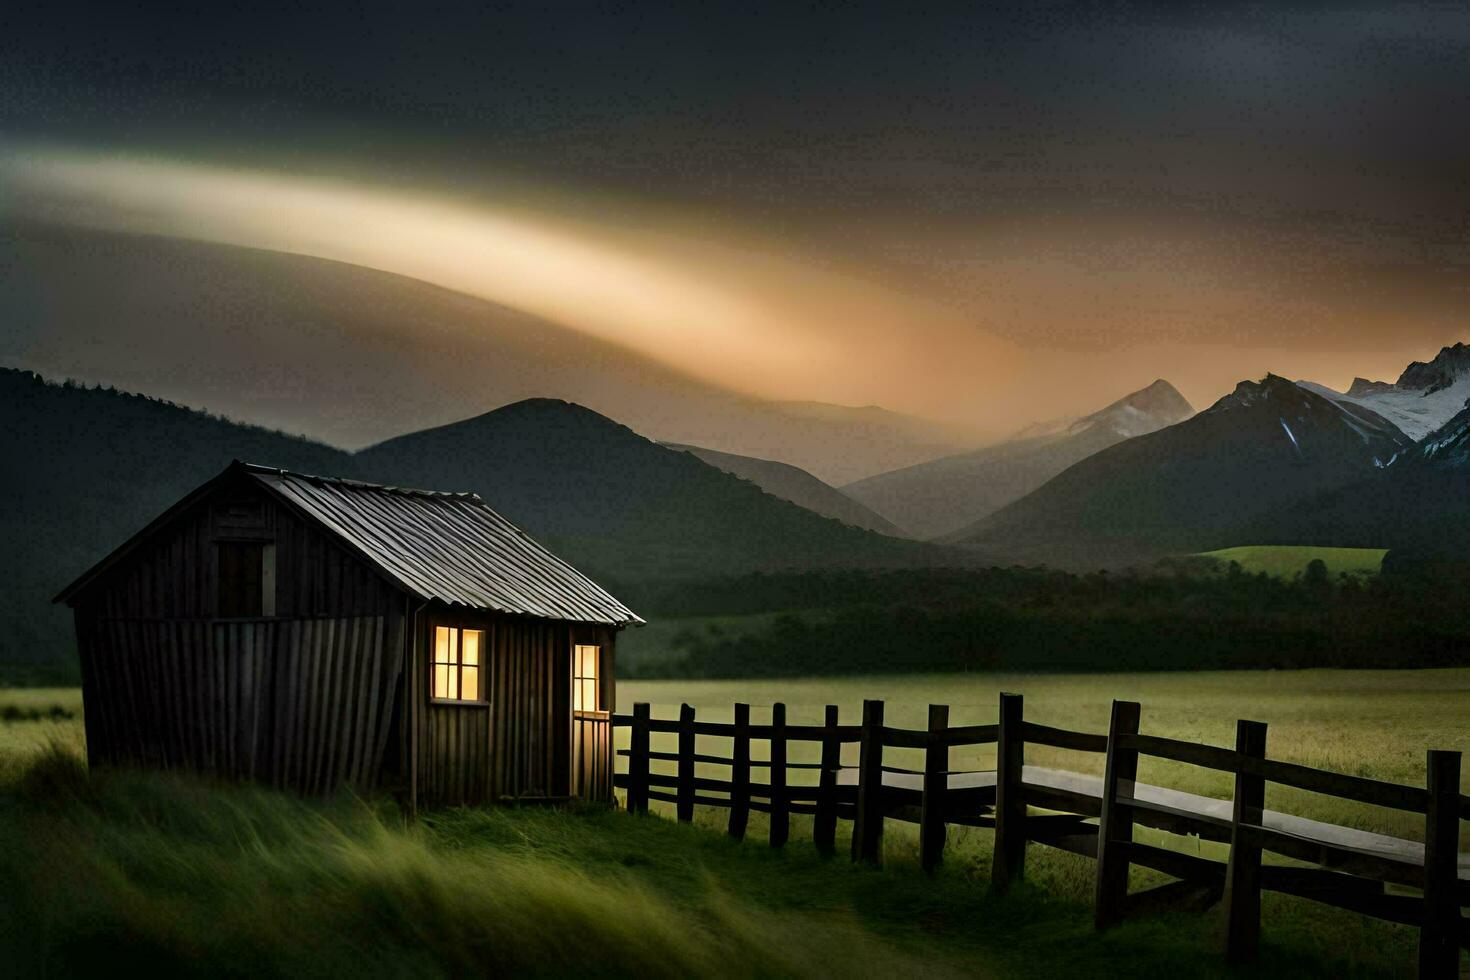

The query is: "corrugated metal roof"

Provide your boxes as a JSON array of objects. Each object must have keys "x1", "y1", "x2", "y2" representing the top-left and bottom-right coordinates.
[{"x1": 241, "y1": 462, "x2": 642, "y2": 626}]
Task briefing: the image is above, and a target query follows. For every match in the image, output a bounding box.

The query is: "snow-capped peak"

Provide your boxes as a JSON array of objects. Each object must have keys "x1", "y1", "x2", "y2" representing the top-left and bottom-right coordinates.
[{"x1": 1297, "y1": 342, "x2": 1470, "y2": 442}]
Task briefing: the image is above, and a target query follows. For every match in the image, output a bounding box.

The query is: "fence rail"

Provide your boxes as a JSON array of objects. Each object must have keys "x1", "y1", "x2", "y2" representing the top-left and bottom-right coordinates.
[{"x1": 612, "y1": 694, "x2": 1469, "y2": 979}]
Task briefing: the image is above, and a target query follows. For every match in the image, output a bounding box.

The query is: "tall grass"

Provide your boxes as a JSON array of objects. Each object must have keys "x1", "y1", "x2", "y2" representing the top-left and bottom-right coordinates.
[
  {"x1": 0, "y1": 747, "x2": 964, "y2": 978},
  {"x1": 3, "y1": 679, "x2": 1457, "y2": 977}
]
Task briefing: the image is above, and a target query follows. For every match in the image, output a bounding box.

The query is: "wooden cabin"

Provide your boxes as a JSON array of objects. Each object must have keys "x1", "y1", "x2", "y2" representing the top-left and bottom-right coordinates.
[{"x1": 54, "y1": 460, "x2": 642, "y2": 809}]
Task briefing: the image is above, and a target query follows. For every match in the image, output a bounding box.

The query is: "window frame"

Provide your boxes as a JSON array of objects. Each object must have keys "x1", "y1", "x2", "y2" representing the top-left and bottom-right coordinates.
[
  {"x1": 214, "y1": 539, "x2": 276, "y2": 619},
  {"x1": 573, "y1": 643, "x2": 603, "y2": 717},
  {"x1": 430, "y1": 624, "x2": 488, "y2": 706}
]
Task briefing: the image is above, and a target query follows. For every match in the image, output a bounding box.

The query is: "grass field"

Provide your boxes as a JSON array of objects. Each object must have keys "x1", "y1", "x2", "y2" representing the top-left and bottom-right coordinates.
[
  {"x1": 619, "y1": 670, "x2": 1470, "y2": 839},
  {"x1": 3, "y1": 673, "x2": 1467, "y2": 977},
  {"x1": 1196, "y1": 545, "x2": 1388, "y2": 578}
]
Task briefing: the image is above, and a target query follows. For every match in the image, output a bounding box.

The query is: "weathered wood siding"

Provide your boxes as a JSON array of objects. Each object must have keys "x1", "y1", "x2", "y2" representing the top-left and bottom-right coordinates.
[
  {"x1": 413, "y1": 615, "x2": 616, "y2": 807},
  {"x1": 82, "y1": 477, "x2": 398, "y2": 621},
  {"x1": 75, "y1": 612, "x2": 405, "y2": 793},
  {"x1": 72, "y1": 473, "x2": 407, "y2": 794}
]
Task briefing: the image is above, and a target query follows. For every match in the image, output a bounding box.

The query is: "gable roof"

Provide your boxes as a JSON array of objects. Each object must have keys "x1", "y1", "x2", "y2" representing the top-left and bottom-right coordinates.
[{"x1": 57, "y1": 461, "x2": 643, "y2": 626}]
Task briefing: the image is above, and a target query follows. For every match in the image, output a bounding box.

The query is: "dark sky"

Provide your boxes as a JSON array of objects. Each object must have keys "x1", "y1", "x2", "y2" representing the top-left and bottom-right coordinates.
[
  {"x1": 8, "y1": 3, "x2": 1467, "y2": 212},
  {"x1": 3, "y1": 2, "x2": 1469, "y2": 421}
]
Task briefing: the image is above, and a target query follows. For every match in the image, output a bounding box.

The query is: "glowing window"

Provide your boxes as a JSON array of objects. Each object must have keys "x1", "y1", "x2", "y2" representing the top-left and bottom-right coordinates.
[
  {"x1": 433, "y1": 626, "x2": 483, "y2": 702},
  {"x1": 573, "y1": 644, "x2": 600, "y2": 712}
]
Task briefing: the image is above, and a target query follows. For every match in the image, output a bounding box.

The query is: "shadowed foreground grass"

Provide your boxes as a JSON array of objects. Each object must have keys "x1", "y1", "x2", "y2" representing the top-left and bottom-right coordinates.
[{"x1": 0, "y1": 742, "x2": 1413, "y2": 979}]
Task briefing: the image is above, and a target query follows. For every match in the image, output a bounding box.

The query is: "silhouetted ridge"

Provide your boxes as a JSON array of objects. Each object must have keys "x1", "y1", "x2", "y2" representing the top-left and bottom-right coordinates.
[
  {"x1": 1397, "y1": 342, "x2": 1470, "y2": 392},
  {"x1": 948, "y1": 375, "x2": 1411, "y2": 568},
  {"x1": 3, "y1": 372, "x2": 956, "y2": 676},
  {"x1": 353, "y1": 397, "x2": 947, "y2": 582},
  {"x1": 844, "y1": 379, "x2": 1193, "y2": 538}
]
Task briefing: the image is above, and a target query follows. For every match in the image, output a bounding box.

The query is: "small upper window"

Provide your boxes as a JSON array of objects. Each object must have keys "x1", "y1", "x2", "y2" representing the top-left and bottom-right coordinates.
[
  {"x1": 434, "y1": 627, "x2": 482, "y2": 701},
  {"x1": 574, "y1": 644, "x2": 600, "y2": 712},
  {"x1": 217, "y1": 541, "x2": 275, "y2": 617}
]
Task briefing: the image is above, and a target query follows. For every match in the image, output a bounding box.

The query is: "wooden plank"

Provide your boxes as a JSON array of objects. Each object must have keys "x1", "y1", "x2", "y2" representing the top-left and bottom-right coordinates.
[
  {"x1": 1225, "y1": 719, "x2": 1268, "y2": 966},
  {"x1": 1020, "y1": 721, "x2": 1108, "y2": 753},
  {"x1": 1235, "y1": 822, "x2": 1424, "y2": 888},
  {"x1": 1121, "y1": 840, "x2": 1224, "y2": 884},
  {"x1": 1119, "y1": 732, "x2": 1238, "y2": 773},
  {"x1": 852, "y1": 699, "x2": 885, "y2": 865},
  {"x1": 1241, "y1": 755, "x2": 1429, "y2": 815},
  {"x1": 674, "y1": 720, "x2": 862, "y2": 740},
  {"x1": 728, "y1": 703, "x2": 751, "y2": 840},
  {"x1": 1024, "y1": 813, "x2": 1093, "y2": 837},
  {"x1": 677, "y1": 703, "x2": 695, "y2": 823},
  {"x1": 627, "y1": 702, "x2": 650, "y2": 814},
  {"x1": 881, "y1": 727, "x2": 933, "y2": 749},
  {"x1": 1124, "y1": 877, "x2": 1224, "y2": 917},
  {"x1": 992, "y1": 692, "x2": 1026, "y2": 894},
  {"x1": 1420, "y1": 750, "x2": 1461, "y2": 978},
  {"x1": 919, "y1": 704, "x2": 949, "y2": 873},
  {"x1": 769, "y1": 703, "x2": 789, "y2": 849},
  {"x1": 814, "y1": 705, "x2": 840, "y2": 858},
  {"x1": 1038, "y1": 832, "x2": 1098, "y2": 859},
  {"x1": 1259, "y1": 866, "x2": 1422, "y2": 927},
  {"x1": 782, "y1": 723, "x2": 863, "y2": 742},
  {"x1": 1094, "y1": 699, "x2": 1141, "y2": 930},
  {"x1": 938, "y1": 723, "x2": 998, "y2": 746}
]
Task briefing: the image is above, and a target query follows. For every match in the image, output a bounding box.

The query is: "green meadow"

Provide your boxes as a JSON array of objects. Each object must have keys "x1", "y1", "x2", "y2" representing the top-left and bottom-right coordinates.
[
  {"x1": 2, "y1": 673, "x2": 1467, "y2": 977},
  {"x1": 1196, "y1": 545, "x2": 1388, "y2": 578}
]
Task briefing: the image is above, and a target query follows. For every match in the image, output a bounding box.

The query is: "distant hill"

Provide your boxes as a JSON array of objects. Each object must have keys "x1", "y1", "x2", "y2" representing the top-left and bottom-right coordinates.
[
  {"x1": 0, "y1": 221, "x2": 974, "y2": 483},
  {"x1": 1, "y1": 372, "x2": 957, "y2": 676},
  {"x1": 660, "y1": 443, "x2": 902, "y2": 536},
  {"x1": 1239, "y1": 399, "x2": 1470, "y2": 558},
  {"x1": 0, "y1": 368, "x2": 354, "y2": 674},
  {"x1": 1298, "y1": 342, "x2": 1470, "y2": 441},
  {"x1": 844, "y1": 380, "x2": 1194, "y2": 538},
  {"x1": 949, "y1": 375, "x2": 1412, "y2": 568},
  {"x1": 354, "y1": 399, "x2": 946, "y2": 588}
]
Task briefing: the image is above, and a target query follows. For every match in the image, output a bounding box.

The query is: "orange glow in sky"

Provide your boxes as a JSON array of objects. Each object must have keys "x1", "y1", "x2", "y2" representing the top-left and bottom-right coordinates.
[{"x1": 1, "y1": 146, "x2": 1445, "y2": 433}]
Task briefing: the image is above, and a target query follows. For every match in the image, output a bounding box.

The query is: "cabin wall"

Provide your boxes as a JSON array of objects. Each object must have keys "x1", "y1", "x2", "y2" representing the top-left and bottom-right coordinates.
[
  {"x1": 76, "y1": 611, "x2": 406, "y2": 793},
  {"x1": 413, "y1": 613, "x2": 616, "y2": 807},
  {"x1": 72, "y1": 476, "x2": 407, "y2": 793}
]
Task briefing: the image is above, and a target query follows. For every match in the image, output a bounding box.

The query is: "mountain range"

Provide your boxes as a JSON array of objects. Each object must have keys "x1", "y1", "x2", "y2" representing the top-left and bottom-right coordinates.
[
  {"x1": 9, "y1": 215, "x2": 1470, "y2": 675},
  {"x1": 843, "y1": 379, "x2": 1195, "y2": 538},
  {"x1": 0, "y1": 221, "x2": 976, "y2": 484},
  {"x1": 948, "y1": 375, "x2": 1413, "y2": 567},
  {"x1": 660, "y1": 443, "x2": 901, "y2": 535},
  {"x1": 0, "y1": 368, "x2": 950, "y2": 674},
  {"x1": 1297, "y1": 343, "x2": 1470, "y2": 441},
  {"x1": 1239, "y1": 395, "x2": 1470, "y2": 560},
  {"x1": 352, "y1": 399, "x2": 938, "y2": 584}
]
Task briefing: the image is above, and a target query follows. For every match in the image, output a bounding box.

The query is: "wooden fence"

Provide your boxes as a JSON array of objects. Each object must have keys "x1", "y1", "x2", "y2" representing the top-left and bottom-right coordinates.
[{"x1": 613, "y1": 695, "x2": 1469, "y2": 978}]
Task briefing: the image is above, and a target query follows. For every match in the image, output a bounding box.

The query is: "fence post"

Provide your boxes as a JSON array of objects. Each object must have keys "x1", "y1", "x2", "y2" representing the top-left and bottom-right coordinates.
[
  {"x1": 920, "y1": 703, "x2": 949, "y2": 873},
  {"x1": 676, "y1": 703, "x2": 696, "y2": 823},
  {"x1": 1094, "y1": 699, "x2": 1141, "y2": 930},
  {"x1": 769, "y1": 702, "x2": 789, "y2": 848},
  {"x1": 992, "y1": 692, "x2": 1026, "y2": 893},
  {"x1": 628, "y1": 702, "x2": 650, "y2": 815},
  {"x1": 852, "y1": 698, "x2": 886, "y2": 865},
  {"x1": 814, "y1": 704, "x2": 840, "y2": 857},
  {"x1": 1419, "y1": 749, "x2": 1461, "y2": 978},
  {"x1": 728, "y1": 702, "x2": 751, "y2": 840},
  {"x1": 1224, "y1": 719, "x2": 1267, "y2": 964}
]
